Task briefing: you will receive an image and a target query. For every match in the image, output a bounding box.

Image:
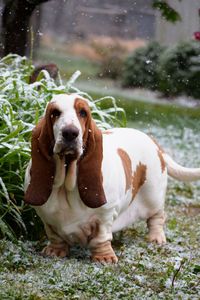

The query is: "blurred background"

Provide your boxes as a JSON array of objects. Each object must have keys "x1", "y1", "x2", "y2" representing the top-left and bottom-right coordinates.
[{"x1": 1, "y1": 0, "x2": 200, "y2": 101}]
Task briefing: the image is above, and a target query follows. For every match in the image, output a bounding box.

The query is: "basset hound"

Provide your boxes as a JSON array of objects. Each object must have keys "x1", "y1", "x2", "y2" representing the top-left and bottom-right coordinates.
[{"x1": 24, "y1": 93, "x2": 200, "y2": 263}]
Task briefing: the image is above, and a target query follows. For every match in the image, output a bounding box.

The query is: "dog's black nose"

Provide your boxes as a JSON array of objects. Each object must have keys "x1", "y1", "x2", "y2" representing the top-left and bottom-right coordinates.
[{"x1": 62, "y1": 126, "x2": 79, "y2": 142}]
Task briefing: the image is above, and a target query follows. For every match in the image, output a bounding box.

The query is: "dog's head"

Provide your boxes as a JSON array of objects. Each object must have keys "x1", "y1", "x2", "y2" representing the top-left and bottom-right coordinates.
[{"x1": 24, "y1": 94, "x2": 106, "y2": 208}]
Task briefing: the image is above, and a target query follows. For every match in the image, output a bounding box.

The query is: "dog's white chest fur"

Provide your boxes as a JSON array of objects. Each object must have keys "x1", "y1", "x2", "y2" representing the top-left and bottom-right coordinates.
[{"x1": 35, "y1": 185, "x2": 114, "y2": 246}]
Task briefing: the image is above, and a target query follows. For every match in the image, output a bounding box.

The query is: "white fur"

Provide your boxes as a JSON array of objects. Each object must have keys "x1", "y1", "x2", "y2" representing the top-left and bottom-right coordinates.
[{"x1": 163, "y1": 153, "x2": 200, "y2": 181}]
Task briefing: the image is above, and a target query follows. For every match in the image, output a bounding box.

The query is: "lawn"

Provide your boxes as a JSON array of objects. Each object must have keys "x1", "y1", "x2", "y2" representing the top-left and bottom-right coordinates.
[
  {"x1": 0, "y1": 89, "x2": 200, "y2": 299},
  {"x1": 36, "y1": 47, "x2": 100, "y2": 80}
]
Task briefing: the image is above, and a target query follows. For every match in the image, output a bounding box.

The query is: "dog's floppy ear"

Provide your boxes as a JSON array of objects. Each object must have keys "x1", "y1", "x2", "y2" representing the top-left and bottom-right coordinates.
[
  {"x1": 77, "y1": 114, "x2": 107, "y2": 208},
  {"x1": 24, "y1": 103, "x2": 56, "y2": 206}
]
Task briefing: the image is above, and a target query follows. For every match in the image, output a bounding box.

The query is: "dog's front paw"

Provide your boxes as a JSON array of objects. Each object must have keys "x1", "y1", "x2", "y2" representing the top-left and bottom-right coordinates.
[
  {"x1": 42, "y1": 243, "x2": 69, "y2": 258},
  {"x1": 92, "y1": 253, "x2": 118, "y2": 264},
  {"x1": 147, "y1": 230, "x2": 166, "y2": 245},
  {"x1": 90, "y1": 240, "x2": 118, "y2": 264}
]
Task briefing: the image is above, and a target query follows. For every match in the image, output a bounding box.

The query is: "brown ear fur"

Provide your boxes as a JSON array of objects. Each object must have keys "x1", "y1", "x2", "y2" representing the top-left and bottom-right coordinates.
[
  {"x1": 77, "y1": 116, "x2": 107, "y2": 209},
  {"x1": 24, "y1": 104, "x2": 56, "y2": 206}
]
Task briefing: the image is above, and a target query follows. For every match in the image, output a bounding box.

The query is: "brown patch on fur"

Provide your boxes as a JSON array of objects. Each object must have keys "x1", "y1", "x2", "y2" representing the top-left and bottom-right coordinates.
[
  {"x1": 24, "y1": 102, "x2": 60, "y2": 206},
  {"x1": 149, "y1": 135, "x2": 164, "y2": 153},
  {"x1": 157, "y1": 150, "x2": 166, "y2": 173},
  {"x1": 74, "y1": 98, "x2": 107, "y2": 208},
  {"x1": 149, "y1": 135, "x2": 166, "y2": 173},
  {"x1": 130, "y1": 162, "x2": 147, "y2": 204},
  {"x1": 74, "y1": 98, "x2": 90, "y2": 146},
  {"x1": 117, "y1": 148, "x2": 132, "y2": 193}
]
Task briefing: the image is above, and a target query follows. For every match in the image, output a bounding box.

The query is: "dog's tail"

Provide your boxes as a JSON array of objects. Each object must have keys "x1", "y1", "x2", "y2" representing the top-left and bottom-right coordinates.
[{"x1": 163, "y1": 153, "x2": 200, "y2": 182}]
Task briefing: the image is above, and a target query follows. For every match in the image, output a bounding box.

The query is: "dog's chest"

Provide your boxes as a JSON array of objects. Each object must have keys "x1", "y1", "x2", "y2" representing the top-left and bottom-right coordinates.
[{"x1": 35, "y1": 186, "x2": 100, "y2": 246}]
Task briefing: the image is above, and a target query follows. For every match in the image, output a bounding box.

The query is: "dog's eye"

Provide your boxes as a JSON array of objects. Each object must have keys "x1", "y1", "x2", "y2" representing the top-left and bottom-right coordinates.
[
  {"x1": 51, "y1": 109, "x2": 61, "y2": 118},
  {"x1": 79, "y1": 109, "x2": 87, "y2": 118}
]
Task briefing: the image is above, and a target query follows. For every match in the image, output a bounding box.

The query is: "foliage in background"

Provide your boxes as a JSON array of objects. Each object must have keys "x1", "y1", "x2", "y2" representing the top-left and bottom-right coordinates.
[
  {"x1": 1, "y1": 0, "x2": 181, "y2": 58},
  {"x1": 158, "y1": 41, "x2": 200, "y2": 98},
  {"x1": 121, "y1": 40, "x2": 200, "y2": 99},
  {"x1": 0, "y1": 54, "x2": 126, "y2": 240},
  {"x1": 152, "y1": 0, "x2": 182, "y2": 23},
  {"x1": 122, "y1": 41, "x2": 165, "y2": 90}
]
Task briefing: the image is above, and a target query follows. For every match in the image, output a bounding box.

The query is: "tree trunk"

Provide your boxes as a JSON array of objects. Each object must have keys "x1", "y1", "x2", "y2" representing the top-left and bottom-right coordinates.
[
  {"x1": 30, "y1": 5, "x2": 42, "y2": 58},
  {"x1": 2, "y1": 0, "x2": 49, "y2": 57}
]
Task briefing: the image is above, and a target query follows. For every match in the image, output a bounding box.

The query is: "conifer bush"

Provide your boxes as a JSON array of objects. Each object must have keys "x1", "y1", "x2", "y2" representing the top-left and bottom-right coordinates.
[
  {"x1": 158, "y1": 41, "x2": 200, "y2": 98},
  {"x1": 122, "y1": 41, "x2": 165, "y2": 90}
]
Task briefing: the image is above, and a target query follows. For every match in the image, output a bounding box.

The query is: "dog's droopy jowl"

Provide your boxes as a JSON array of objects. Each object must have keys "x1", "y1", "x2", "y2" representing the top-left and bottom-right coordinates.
[{"x1": 24, "y1": 94, "x2": 200, "y2": 263}]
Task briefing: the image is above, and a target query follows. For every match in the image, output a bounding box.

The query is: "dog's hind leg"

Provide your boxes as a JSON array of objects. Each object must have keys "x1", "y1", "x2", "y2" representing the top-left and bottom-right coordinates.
[{"x1": 147, "y1": 210, "x2": 166, "y2": 244}]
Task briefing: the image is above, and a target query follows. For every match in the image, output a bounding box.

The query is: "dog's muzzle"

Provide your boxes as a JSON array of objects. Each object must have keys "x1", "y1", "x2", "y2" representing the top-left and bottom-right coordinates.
[
  {"x1": 55, "y1": 125, "x2": 81, "y2": 157},
  {"x1": 62, "y1": 125, "x2": 79, "y2": 143}
]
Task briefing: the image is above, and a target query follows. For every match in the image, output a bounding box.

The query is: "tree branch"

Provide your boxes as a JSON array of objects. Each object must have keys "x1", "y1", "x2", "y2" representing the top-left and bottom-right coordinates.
[{"x1": 152, "y1": 0, "x2": 182, "y2": 23}]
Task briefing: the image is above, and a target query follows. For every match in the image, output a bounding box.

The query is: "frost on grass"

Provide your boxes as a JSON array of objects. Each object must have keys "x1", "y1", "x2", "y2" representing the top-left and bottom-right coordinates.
[{"x1": 0, "y1": 110, "x2": 200, "y2": 299}]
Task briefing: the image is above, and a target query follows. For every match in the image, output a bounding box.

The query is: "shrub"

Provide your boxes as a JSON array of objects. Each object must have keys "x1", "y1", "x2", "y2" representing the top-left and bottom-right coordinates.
[
  {"x1": 122, "y1": 41, "x2": 165, "y2": 90},
  {"x1": 158, "y1": 41, "x2": 200, "y2": 98},
  {"x1": 0, "y1": 54, "x2": 126, "y2": 240}
]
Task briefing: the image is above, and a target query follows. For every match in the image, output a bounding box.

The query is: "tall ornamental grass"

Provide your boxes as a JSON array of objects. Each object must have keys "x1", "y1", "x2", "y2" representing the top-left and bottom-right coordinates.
[{"x1": 0, "y1": 54, "x2": 126, "y2": 240}]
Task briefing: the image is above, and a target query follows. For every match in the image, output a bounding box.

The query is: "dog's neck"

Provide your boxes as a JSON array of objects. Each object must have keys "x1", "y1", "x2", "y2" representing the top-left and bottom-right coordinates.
[
  {"x1": 65, "y1": 158, "x2": 77, "y2": 191},
  {"x1": 53, "y1": 154, "x2": 77, "y2": 191}
]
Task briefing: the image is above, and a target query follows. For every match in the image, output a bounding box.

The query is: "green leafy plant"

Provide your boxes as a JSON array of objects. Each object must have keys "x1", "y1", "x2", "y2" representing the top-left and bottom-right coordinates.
[
  {"x1": 158, "y1": 40, "x2": 200, "y2": 98},
  {"x1": 122, "y1": 41, "x2": 165, "y2": 90},
  {"x1": 152, "y1": 0, "x2": 182, "y2": 23},
  {"x1": 0, "y1": 54, "x2": 126, "y2": 240}
]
